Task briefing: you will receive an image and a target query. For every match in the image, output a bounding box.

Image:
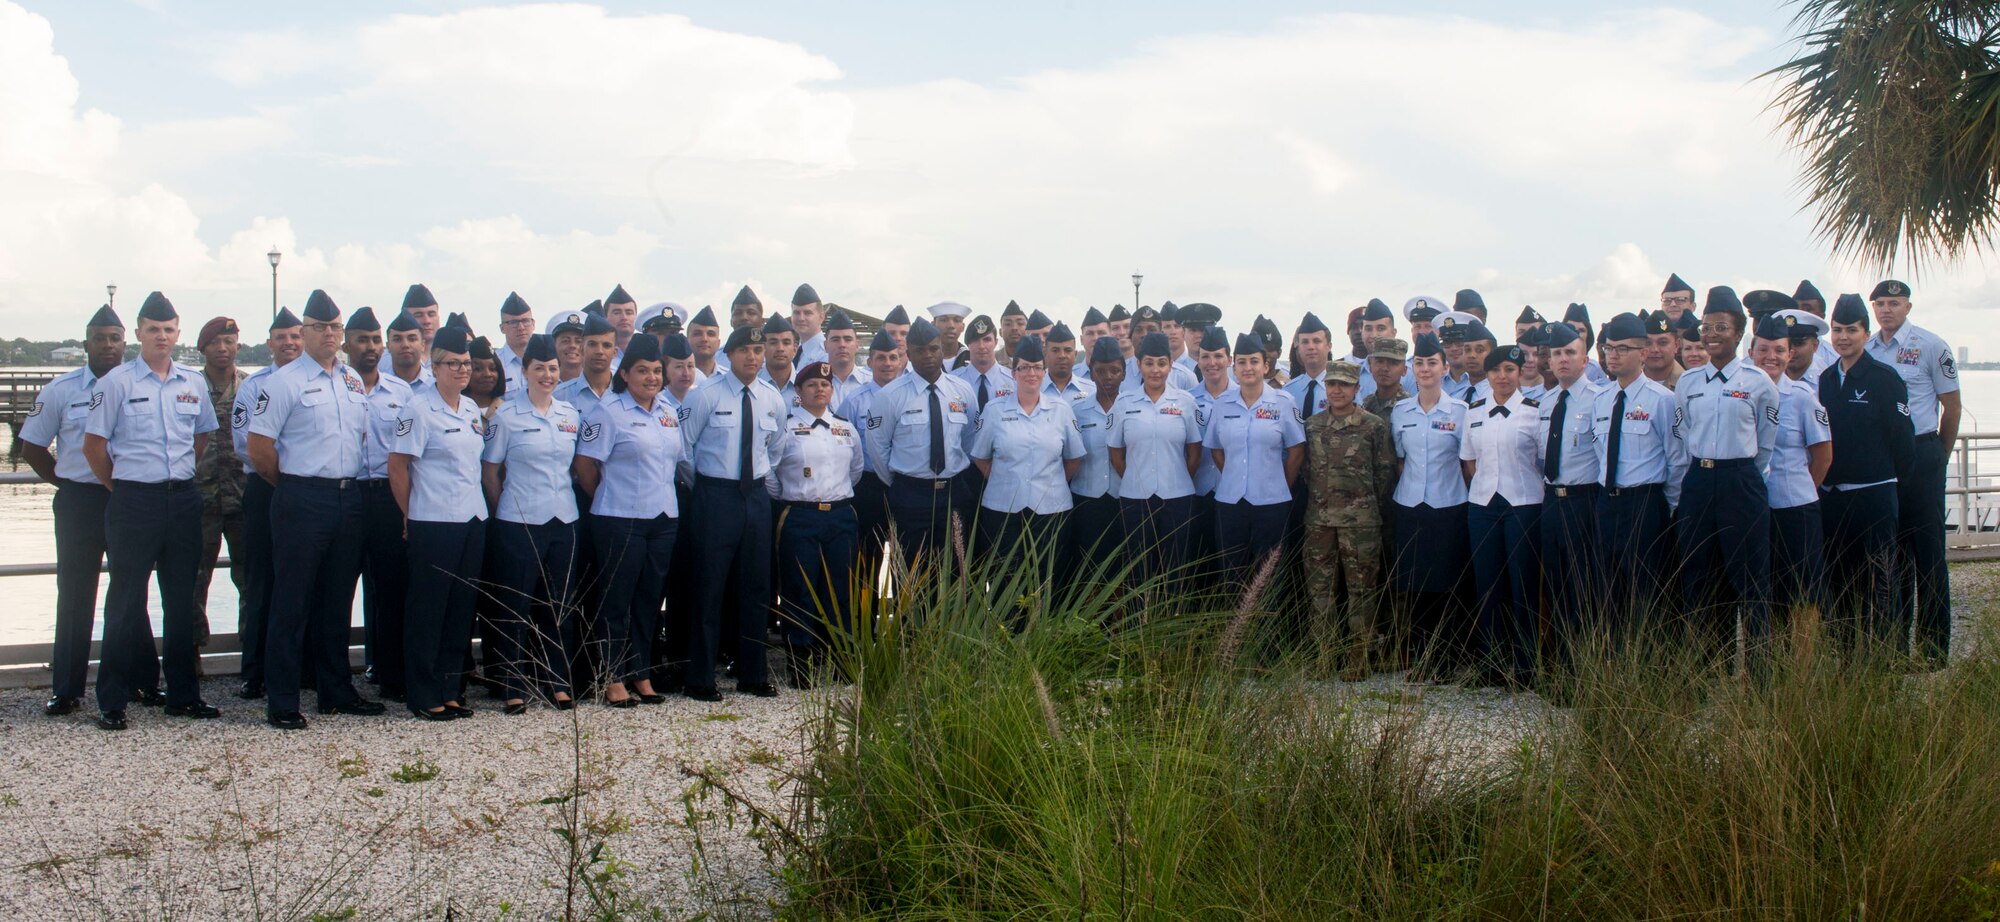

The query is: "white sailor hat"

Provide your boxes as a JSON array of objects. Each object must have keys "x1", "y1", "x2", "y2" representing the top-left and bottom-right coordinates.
[
  {"x1": 1772, "y1": 308, "x2": 1830, "y2": 338},
  {"x1": 638, "y1": 301, "x2": 689, "y2": 331},
  {"x1": 1429, "y1": 309, "x2": 1481, "y2": 331},
  {"x1": 1403, "y1": 295, "x2": 1449, "y2": 324},
  {"x1": 927, "y1": 301, "x2": 972, "y2": 319},
  {"x1": 545, "y1": 310, "x2": 588, "y2": 336}
]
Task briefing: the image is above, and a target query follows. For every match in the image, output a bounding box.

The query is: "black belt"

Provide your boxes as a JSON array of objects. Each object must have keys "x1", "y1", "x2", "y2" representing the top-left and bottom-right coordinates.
[
  {"x1": 113, "y1": 479, "x2": 194, "y2": 491},
  {"x1": 897, "y1": 476, "x2": 955, "y2": 491},
  {"x1": 55, "y1": 477, "x2": 107, "y2": 491},
  {"x1": 1602, "y1": 483, "x2": 1663, "y2": 497},
  {"x1": 1545, "y1": 483, "x2": 1599, "y2": 498},
  {"x1": 1693, "y1": 457, "x2": 1752, "y2": 470},
  {"x1": 695, "y1": 474, "x2": 765, "y2": 489},
  {"x1": 282, "y1": 474, "x2": 360, "y2": 489},
  {"x1": 359, "y1": 478, "x2": 392, "y2": 489},
  {"x1": 1916, "y1": 432, "x2": 1941, "y2": 443},
  {"x1": 785, "y1": 499, "x2": 851, "y2": 512}
]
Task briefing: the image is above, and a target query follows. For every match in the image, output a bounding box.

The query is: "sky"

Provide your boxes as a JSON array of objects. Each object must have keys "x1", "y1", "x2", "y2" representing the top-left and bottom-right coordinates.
[{"x1": 5, "y1": 0, "x2": 1998, "y2": 358}]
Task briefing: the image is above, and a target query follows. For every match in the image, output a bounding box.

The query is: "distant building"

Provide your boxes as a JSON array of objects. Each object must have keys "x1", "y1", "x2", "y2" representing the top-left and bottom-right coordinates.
[{"x1": 50, "y1": 346, "x2": 85, "y2": 363}]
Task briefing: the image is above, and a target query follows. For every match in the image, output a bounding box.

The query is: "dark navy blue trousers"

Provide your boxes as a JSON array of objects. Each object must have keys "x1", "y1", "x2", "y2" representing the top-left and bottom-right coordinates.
[
  {"x1": 490, "y1": 518, "x2": 578, "y2": 699},
  {"x1": 98, "y1": 480, "x2": 202, "y2": 711},
  {"x1": 1769, "y1": 501, "x2": 1825, "y2": 623},
  {"x1": 1059, "y1": 492, "x2": 1126, "y2": 603},
  {"x1": 236, "y1": 473, "x2": 274, "y2": 685},
  {"x1": 591, "y1": 513, "x2": 676, "y2": 687},
  {"x1": 1540, "y1": 484, "x2": 1598, "y2": 669},
  {"x1": 690, "y1": 477, "x2": 772, "y2": 689},
  {"x1": 51, "y1": 480, "x2": 144, "y2": 700},
  {"x1": 1822, "y1": 483, "x2": 1900, "y2": 649},
  {"x1": 1678, "y1": 460, "x2": 1770, "y2": 660},
  {"x1": 403, "y1": 518, "x2": 485, "y2": 710},
  {"x1": 777, "y1": 502, "x2": 859, "y2": 648},
  {"x1": 1468, "y1": 497, "x2": 1540, "y2": 682},
  {"x1": 887, "y1": 474, "x2": 972, "y2": 570},
  {"x1": 266, "y1": 476, "x2": 367, "y2": 714},
  {"x1": 1214, "y1": 498, "x2": 1291, "y2": 590},
  {"x1": 359, "y1": 480, "x2": 408, "y2": 695},
  {"x1": 1899, "y1": 435, "x2": 1950, "y2": 662},
  {"x1": 1120, "y1": 495, "x2": 1195, "y2": 590},
  {"x1": 1594, "y1": 484, "x2": 1671, "y2": 634}
]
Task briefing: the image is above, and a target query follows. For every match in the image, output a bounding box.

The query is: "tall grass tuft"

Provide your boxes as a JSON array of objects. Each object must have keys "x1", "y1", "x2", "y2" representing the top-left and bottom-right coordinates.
[{"x1": 780, "y1": 549, "x2": 2000, "y2": 920}]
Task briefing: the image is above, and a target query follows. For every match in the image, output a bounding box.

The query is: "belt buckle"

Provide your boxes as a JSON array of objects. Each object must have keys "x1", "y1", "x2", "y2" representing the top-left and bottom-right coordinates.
[
  {"x1": 1554, "y1": 486, "x2": 1569, "y2": 498},
  {"x1": 933, "y1": 480, "x2": 948, "y2": 490},
  {"x1": 817, "y1": 502, "x2": 832, "y2": 512},
  {"x1": 1699, "y1": 458, "x2": 1716, "y2": 469}
]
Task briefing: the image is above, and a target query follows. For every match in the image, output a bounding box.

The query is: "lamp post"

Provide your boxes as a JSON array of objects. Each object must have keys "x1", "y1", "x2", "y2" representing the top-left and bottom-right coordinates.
[
  {"x1": 106, "y1": 284, "x2": 116, "y2": 310},
  {"x1": 268, "y1": 247, "x2": 281, "y2": 317},
  {"x1": 1132, "y1": 273, "x2": 1143, "y2": 313}
]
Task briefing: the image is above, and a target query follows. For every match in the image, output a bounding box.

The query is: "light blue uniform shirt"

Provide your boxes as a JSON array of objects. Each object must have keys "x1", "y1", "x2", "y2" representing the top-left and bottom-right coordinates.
[
  {"x1": 390, "y1": 388, "x2": 489, "y2": 523},
  {"x1": 1865, "y1": 323, "x2": 1958, "y2": 435},
  {"x1": 1767, "y1": 377, "x2": 1831, "y2": 510},
  {"x1": 795, "y1": 332, "x2": 828, "y2": 369},
  {"x1": 1583, "y1": 360, "x2": 1610, "y2": 385},
  {"x1": 1045, "y1": 374, "x2": 1095, "y2": 403},
  {"x1": 497, "y1": 343, "x2": 527, "y2": 388},
  {"x1": 1107, "y1": 386, "x2": 1202, "y2": 501},
  {"x1": 1590, "y1": 376, "x2": 1685, "y2": 508},
  {"x1": 757, "y1": 366, "x2": 801, "y2": 410},
  {"x1": 553, "y1": 375, "x2": 614, "y2": 419},
  {"x1": 680, "y1": 373, "x2": 787, "y2": 481},
  {"x1": 1188, "y1": 383, "x2": 1233, "y2": 496},
  {"x1": 953, "y1": 362, "x2": 1016, "y2": 411},
  {"x1": 1284, "y1": 371, "x2": 1331, "y2": 420},
  {"x1": 232, "y1": 364, "x2": 283, "y2": 475},
  {"x1": 1120, "y1": 358, "x2": 1197, "y2": 396},
  {"x1": 836, "y1": 379, "x2": 891, "y2": 481},
  {"x1": 770, "y1": 407, "x2": 864, "y2": 502},
  {"x1": 1203, "y1": 386, "x2": 1306, "y2": 505},
  {"x1": 1536, "y1": 380, "x2": 1603, "y2": 487},
  {"x1": 1069, "y1": 393, "x2": 1122, "y2": 499},
  {"x1": 85, "y1": 358, "x2": 218, "y2": 483},
  {"x1": 970, "y1": 394, "x2": 1086, "y2": 514},
  {"x1": 247, "y1": 358, "x2": 370, "y2": 479},
  {"x1": 576, "y1": 391, "x2": 683, "y2": 518},
  {"x1": 866, "y1": 372, "x2": 980, "y2": 481},
  {"x1": 1389, "y1": 394, "x2": 1470, "y2": 508},
  {"x1": 19, "y1": 366, "x2": 107, "y2": 484},
  {"x1": 482, "y1": 397, "x2": 582, "y2": 524},
  {"x1": 1671, "y1": 357, "x2": 1780, "y2": 483},
  {"x1": 359, "y1": 374, "x2": 413, "y2": 480}
]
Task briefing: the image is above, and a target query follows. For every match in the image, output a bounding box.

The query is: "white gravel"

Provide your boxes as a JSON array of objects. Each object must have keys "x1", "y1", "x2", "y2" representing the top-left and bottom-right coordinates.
[{"x1": 3, "y1": 563, "x2": 1992, "y2": 920}]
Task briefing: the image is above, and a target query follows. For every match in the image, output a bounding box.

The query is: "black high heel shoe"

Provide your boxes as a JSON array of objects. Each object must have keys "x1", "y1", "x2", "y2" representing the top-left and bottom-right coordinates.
[
  {"x1": 552, "y1": 696, "x2": 576, "y2": 711},
  {"x1": 503, "y1": 701, "x2": 528, "y2": 716},
  {"x1": 409, "y1": 705, "x2": 456, "y2": 722}
]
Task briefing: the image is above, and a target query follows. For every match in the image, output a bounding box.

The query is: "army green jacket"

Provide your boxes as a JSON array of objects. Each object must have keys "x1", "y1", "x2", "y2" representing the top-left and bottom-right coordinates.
[
  {"x1": 1303, "y1": 407, "x2": 1396, "y2": 529},
  {"x1": 195, "y1": 365, "x2": 248, "y2": 517}
]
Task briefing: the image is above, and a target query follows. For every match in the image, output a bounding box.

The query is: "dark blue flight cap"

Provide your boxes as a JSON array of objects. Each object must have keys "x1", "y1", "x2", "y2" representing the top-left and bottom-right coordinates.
[
  {"x1": 622, "y1": 330, "x2": 661, "y2": 362},
  {"x1": 868, "y1": 328, "x2": 898, "y2": 353},
  {"x1": 762, "y1": 314, "x2": 795, "y2": 336},
  {"x1": 1454, "y1": 289, "x2": 1486, "y2": 313},
  {"x1": 1662, "y1": 273, "x2": 1693, "y2": 295},
  {"x1": 433, "y1": 326, "x2": 470, "y2": 355},
  {"x1": 1831, "y1": 293, "x2": 1870, "y2": 327},
  {"x1": 606, "y1": 284, "x2": 636, "y2": 306},
  {"x1": 1563, "y1": 303, "x2": 1590, "y2": 326},
  {"x1": 793, "y1": 283, "x2": 820, "y2": 306},
  {"x1": 1516, "y1": 306, "x2": 1544, "y2": 325},
  {"x1": 1046, "y1": 322, "x2": 1075, "y2": 343},
  {"x1": 1541, "y1": 322, "x2": 1580, "y2": 348},
  {"x1": 1793, "y1": 279, "x2": 1824, "y2": 303},
  {"x1": 1136, "y1": 331, "x2": 1171, "y2": 359},
  {"x1": 1702, "y1": 286, "x2": 1745, "y2": 317},
  {"x1": 582, "y1": 312, "x2": 615, "y2": 337},
  {"x1": 137, "y1": 292, "x2": 177, "y2": 322},
  {"x1": 583, "y1": 299, "x2": 605, "y2": 316},
  {"x1": 904, "y1": 317, "x2": 940, "y2": 346},
  {"x1": 303, "y1": 289, "x2": 339, "y2": 322},
  {"x1": 445, "y1": 312, "x2": 470, "y2": 331},
  {"x1": 660, "y1": 333, "x2": 692, "y2": 361},
  {"x1": 523, "y1": 333, "x2": 557, "y2": 363},
  {"x1": 1753, "y1": 314, "x2": 1792, "y2": 341},
  {"x1": 883, "y1": 305, "x2": 911, "y2": 325},
  {"x1": 1108, "y1": 304, "x2": 1130, "y2": 322},
  {"x1": 1001, "y1": 299, "x2": 1025, "y2": 317},
  {"x1": 1295, "y1": 311, "x2": 1330, "y2": 336},
  {"x1": 1602, "y1": 312, "x2": 1648, "y2": 342},
  {"x1": 1233, "y1": 332, "x2": 1267, "y2": 356},
  {"x1": 87, "y1": 304, "x2": 122, "y2": 328},
  {"x1": 1159, "y1": 302, "x2": 1180, "y2": 323},
  {"x1": 501, "y1": 291, "x2": 530, "y2": 316},
  {"x1": 1082, "y1": 306, "x2": 1109, "y2": 327},
  {"x1": 1870, "y1": 279, "x2": 1911, "y2": 300},
  {"x1": 1027, "y1": 309, "x2": 1053, "y2": 329},
  {"x1": 689, "y1": 305, "x2": 718, "y2": 327},
  {"x1": 347, "y1": 306, "x2": 380, "y2": 331},
  {"x1": 731, "y1": 285, "x2": 761, "y2": 309},
  {"x1": 270, "y1": 306, "x2": 301, "y2": 330},
  {"x1": 388, "y1": 311, "x2": 420, "y2": 332},
  {"x1": 1361, "y1": 299, "x2": 1393, "y2": 321},
  {"x1": 825, "y1": 309, "x2": 854, "y2": 331},
  {"x1": 1089, "y1": 336, "x2": 1124, "y2": 366},
  {"x1": 402, "y1": 283, "x2": 437, "y2": 309},
  {"x1": 1411, "y1": 332, "x2": 1444, "y2": 358},
  {"x1": 1199, "y1": 326, "x2": 1230, "y2": 352},
  {"x1": 1013, "y1": 334, "x2": 1045, "y2": 364}
]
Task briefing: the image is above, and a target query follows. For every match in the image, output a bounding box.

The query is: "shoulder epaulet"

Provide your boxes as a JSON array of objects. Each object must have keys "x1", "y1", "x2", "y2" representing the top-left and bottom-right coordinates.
[
  {"x1": 829, "y1": 412, "x2": 851, "y2": 424},
  {"x1": 1520, "y1": 397, "x2": 1540, "y2": 408},
  {"x1": 1468, "y1": 398, "x2": 1487, "y2": 409}
]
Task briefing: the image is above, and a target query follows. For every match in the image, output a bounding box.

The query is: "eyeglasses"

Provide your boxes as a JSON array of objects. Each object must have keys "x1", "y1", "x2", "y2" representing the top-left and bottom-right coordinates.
[
  {"x1": 1603, "y1": 345, "x2": 1644, "y2": 356},
  {"x1": 435, "y1": 360, "x2": 472, "y2": 371},
  {"x1": 1699, "y1": 323, "x2": 1735, "y2": 334},
  {"x1": 1661, "y1": 295, "x2": 1693, "y2": 306},
  {"x1": 307, "y1": 322, "x2": 344, "y2": 334},
  {"x1": 500, "y1": 317, "x2": 535, "y2": 328}
]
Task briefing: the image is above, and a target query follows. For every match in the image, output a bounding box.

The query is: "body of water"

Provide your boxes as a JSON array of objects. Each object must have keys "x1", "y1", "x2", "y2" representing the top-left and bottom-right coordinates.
[{"x1": 4, "y1": 368, "x2": 1997, "y2": 648}]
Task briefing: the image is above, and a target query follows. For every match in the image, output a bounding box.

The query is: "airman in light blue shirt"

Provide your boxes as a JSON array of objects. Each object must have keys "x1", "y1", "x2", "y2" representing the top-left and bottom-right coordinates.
[
  {"x1": 679, "y1": 369, "x2": 787, "y2": 481},
  {"x1": 248, "y1": 356, "x2": 370, "y2": 479},
  {"x1": 970, "y1": 391, "x2": 1086, "y2": 514},
  {"x1": 391, "y1": 386, "x2": 489, "y2": 522},
  {"x1": 1389, "y1": 394, "x2": 1470, "y2": 508},
  {"x1": 483, "y1": 397, "x2": 582, "y2": 523},
  {"x1": 86, "y1": 358, "x2": 218, "y2": 483},
  {"x1": 866, "y1": 369, "x2": 980, "y2": 481},
  {"x1": 1203, "y1": 384, "x2": 1305, "y2": 505},
  {"x1": 1107, "y1": 386, "x2": 1202, "y2": 500},
  {"x1": 20, "y1": 365, "x2": 108, "y2": 484}
]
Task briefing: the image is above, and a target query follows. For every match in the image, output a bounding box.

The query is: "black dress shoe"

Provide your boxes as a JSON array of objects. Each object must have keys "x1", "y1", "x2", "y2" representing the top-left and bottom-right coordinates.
[
  {"x1": 407, "y1": 705, "x2": 456, "y2": 722},
  {"x1": 364, "y1": 666, "x2": 380, "y2": 685},
  {"x1": 266, "y1": 711, "x2": 308, "y2": 731},
  {"x1": 605, "y1": 695, "x2": 637, "y2": 709},
  {"x1": 44, "y1": 695, "x2": 80, "y2": 716},
  {"x1": 636, "y1": 692, "x2": 668, "y2": 705},
  {"x1": 503, "y1": 702, "x2": 529, "y2": 716},
  {"x1": 684, "y1": 685, "x2": 722, "y2": 702},
  {"x1": 165, "y1": 700, "x2": 221, "y2": 719},
  {"x1": 318, "y1": 699, "x2": 388, "y2": 716},
  {"x1": 238, "y1": 680, "x2": 265, "y2": 700},
  {"x1": 97, "y1": 710, "x2": 128, "y2": 731},
  {"x1": 739, "y1": 682, "x2": 780, "y2": 698},
  {"x1": 133, "y1": 687, "x2": 166, "y2": 707},
  {"x1": 443, "y1": 703, "x2": 475, "y2": 718}
]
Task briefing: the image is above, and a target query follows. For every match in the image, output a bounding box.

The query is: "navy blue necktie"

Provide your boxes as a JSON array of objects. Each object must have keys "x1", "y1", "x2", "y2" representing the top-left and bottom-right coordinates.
[
  {"x1": 1604, "y1": 390, "x2": 1626, "y2": 490},
  {"x1": 928, "y1": 384, "x2": 946, "y2": 476},
  {"x1": 738, "y1": 386, "x2": 754, "y2": 494},
  {"x1": 1544, "y1": 388, "x2": 1567, "y2": 481}
]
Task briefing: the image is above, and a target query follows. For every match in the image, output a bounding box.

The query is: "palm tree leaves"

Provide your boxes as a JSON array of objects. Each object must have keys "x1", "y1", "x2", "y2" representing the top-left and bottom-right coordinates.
[{"x1": 1767, "y1": 0, "x2": 2000, "y2": 270}]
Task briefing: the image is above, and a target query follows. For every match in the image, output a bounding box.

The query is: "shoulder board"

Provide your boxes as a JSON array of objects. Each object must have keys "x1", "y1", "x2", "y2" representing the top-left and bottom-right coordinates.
[
  {"x1": 1520, "y1": 397, "x2": 1540, "y2": 408},
  {"x1": 1467, "y1": 398, "x2": 1487, "y2": 409},
  {"x1": 829, "y1": 412, "x2": 850, "y2": 424}
]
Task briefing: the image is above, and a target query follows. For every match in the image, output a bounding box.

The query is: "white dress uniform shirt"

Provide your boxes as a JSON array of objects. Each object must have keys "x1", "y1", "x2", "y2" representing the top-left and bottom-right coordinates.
[
  {"x1": 576, "y1": 391, "x2": 683, "y2": 518},
  {"x1": 19, "y1": 366, "x2": 107, "y2": 483},
  {"x1": 1390, "y1": 394, "x2": 1470, "y2": 508},
  {"x1": 836, "y1": 380, "x2": 889, "y2": 481},
  {"x1": 1671, "y1": 357, "x2": 1780, "y2": 478},
  {"x1": 232, "y1": 364, "x2": 282, "y2": 475},
  {"x1": 86, "y1": 359, "x2": 218, "y2": 483},
  {"x1": 680, "y1": 373, "x2": 787, "y2": 481},
  {"x1": 1120, "y1": 358, "x2": 1198, "y2": 396},
  {"x1": 1459, "y1": 393, "x2": 1544, "y2": 507},
  {"x1": 359, "y1": 374, "x2": 414, "y2": 480},
  {"x1": 482, "y1": 397, "x2": 582, "y2": 524},
  {"x1": 1069, "y1": 394, "x2": 1122, "y2": 499},
  {"x1": 970, "y1": 394, "x2": 1087, "y2": 514},
  {"x1": 248, "y1": 358, "x2": 370, "y2": 479},
  {"x1": 553, "y1": 375, "x2": 614, "y2": 419},
  {"x1": 391, "y1": 388, "x2": 489, "y2": 523},
  {"x1": 1203, "y1": 386, "x2": 1306, "y2": 505},
  {"x1": 1865, "y1": 323, "x2": 1959, "y2": 435},
  {"x1": 769, "y1": 406, "x2": 864, "y2": 503},
  {"x1": 1590, "y1": 376, "x2": 1685, "y2": 508},
  {"x1": 1189, "y1": 383, "x2": 1233, "y2": 496},
  {"x1": 1107, "y1": 386, "x2": 1203, "y2": 501},
  {"x1": 866, "y1": 372, "x2": 980, "y2": 482},
  {"x1": 953, "y1": 361, "x2": 1016, "y2": 412},
  {"x1": 1766, "y1": 377, "x2": 1831, "y2": 510},
  {"x1": 1536, "y1": 380, "x2": 1603, "y2": 487}
]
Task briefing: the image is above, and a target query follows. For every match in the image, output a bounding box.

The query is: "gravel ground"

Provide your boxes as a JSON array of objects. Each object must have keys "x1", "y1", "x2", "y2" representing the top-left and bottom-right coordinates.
[{"x1": 3, "y1": 564, "x2": 1993, "y2": 920}]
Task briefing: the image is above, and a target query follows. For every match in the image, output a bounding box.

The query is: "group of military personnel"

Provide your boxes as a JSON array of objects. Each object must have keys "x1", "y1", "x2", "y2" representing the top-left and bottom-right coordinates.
[{"x1": 18, "y1": 272, "x2": 1960, "y2": 727}]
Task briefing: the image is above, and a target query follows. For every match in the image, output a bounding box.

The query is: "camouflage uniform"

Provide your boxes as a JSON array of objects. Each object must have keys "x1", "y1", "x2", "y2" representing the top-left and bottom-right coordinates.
[
  {"x1": 1302, "y1": 406, "x2": 1397, "y2": 675},
  {"x1": 1363, "y1": 384, "x2": 1409, "y2": 424},
  {"x1": 194, "y1": 366, "x2": 248, "y2": 645}
]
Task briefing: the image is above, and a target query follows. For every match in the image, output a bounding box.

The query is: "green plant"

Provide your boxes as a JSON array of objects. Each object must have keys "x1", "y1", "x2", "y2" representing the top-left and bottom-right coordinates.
[{"x1": 389, "y1": 758, "x2": 440, "y2": 784}]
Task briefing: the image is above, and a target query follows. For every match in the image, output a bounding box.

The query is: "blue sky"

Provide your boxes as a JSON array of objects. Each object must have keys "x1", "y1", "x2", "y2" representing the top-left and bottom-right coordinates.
[{"x1": 5, "y1": 1, "x2": 1992, "y2": 355}]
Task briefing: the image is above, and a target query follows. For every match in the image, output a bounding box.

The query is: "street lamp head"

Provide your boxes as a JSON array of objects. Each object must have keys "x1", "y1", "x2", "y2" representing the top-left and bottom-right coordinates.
[
  {"x1": 268, "y1": 247, "x2": 282, "y2": 269},
  {"x1": 107, "y1": 283, "x2": 116, "y2": 297},
  {"x1": 1132, "y1": 273, "x2": 1143, "y2": 286}
]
